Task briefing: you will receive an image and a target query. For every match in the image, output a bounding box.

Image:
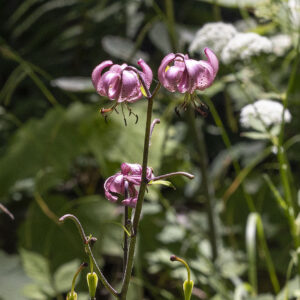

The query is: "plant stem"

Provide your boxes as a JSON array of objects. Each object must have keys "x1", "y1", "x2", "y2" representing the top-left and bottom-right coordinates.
[
  {"x1": 119, "y1": 85, "x2": 160, "y2": 300},
  {"x1": 187, "y1": 107, "x2": 218, "y2": 261},
  {"x1": 204, "y1": 96, "x2": 256, "y2": 212},
  {"x1": 151, "y1": 171, "x2": 194, "y2": 181},
  {"x1": 59, "y1": 214, "x2": 118, "y2": 298},
  {"x1": 164, "y1": 0, "x2": 177, "y2": 52}
]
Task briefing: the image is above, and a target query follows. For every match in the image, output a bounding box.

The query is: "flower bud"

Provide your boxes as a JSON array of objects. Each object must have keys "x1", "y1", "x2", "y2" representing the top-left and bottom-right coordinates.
[
  {"x1": 87, "y1": 272, "x2": 98, "y2": 298},
  {"x1": 66, "y1": 291, "x2": 77, "y2": 300},
  {"x1": 170, "y1": 255, "x2": 194, "y2": 300},
  {"x1": 183, "y1": 279, "x2": 194, "y2": 300}
]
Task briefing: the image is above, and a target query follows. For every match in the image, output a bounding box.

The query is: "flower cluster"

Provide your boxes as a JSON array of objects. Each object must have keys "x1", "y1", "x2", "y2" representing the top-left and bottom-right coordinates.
[
  {"x1": 104, "y1": 163, "x2": 154, "y2": 207},
  {"x1": 92, "y1": 48, "x2": 219, "y2": 206},
  {"x1": 240, "y1": 99, "x2": 292, "y2": 129},
  {"x1": 189, "y1": 22, "x2": 237, "y2": 57},
  {"x1": 189, "y1": 22, "x2": 291, "y2": 64},
  {"x1": 221, "y1": 33, "x2": 272, "y2": 64}
]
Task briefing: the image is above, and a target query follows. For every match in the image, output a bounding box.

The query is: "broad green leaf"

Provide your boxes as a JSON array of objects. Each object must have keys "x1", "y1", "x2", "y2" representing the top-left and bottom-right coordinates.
[
  {"x1": 0, "y1": 250, "x2": 31, "y2": 300},
  {"x1": 54, "y1": 259, "x2": 80, "y2": 293},
  {"x1": 20, "y1": 249, "x2": 51, "y2": 286}
]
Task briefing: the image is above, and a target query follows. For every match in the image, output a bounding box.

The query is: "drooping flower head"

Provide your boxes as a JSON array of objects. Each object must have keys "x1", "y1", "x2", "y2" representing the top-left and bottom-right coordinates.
[
  {"x1": 92, "y1": 59, "x2": 152, "y2": 102},
  {"x1": 158, "y1": 48, "x2": 218, "y2": 94},
  {"x1": 104, "y1": 163, "x2": 154, "y2": 207},
  {"x1": 92, "y1": 59, "x2": 153, "y2": 122},
  {"x1": 158, "y1": 48, "x2": 218, "y2": 116}
]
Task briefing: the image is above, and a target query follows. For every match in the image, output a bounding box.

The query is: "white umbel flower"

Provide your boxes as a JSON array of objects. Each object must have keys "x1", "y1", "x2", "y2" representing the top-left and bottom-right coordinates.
[
  {"x1": 221, "y1": 33, "x2": 272, "y2": 64},
  {"x1": 189, "y1": 22, "x2": 237, "y2": 56},
  {"x1": 270, "y1": 34, "x2": 292, "y2": 56},
  {"x1": 240, "y1": 99, "x2": 292, "y2": 129}
]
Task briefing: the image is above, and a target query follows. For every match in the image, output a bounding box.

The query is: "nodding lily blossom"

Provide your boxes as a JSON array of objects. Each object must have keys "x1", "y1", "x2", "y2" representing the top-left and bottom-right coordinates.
[
  {"x1": 92, "y1": 59, "x2": 153, "y2": 103},
  {"x1": 104, "y1": 163, "x2": 154, "y2": 208},
  {"x1": 158, "y1": 48, "x2": 218, "y2": 94}
]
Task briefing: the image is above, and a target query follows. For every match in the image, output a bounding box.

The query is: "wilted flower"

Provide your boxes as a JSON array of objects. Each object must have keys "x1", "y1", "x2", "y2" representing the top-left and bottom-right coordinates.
[
  {"x1": 104, "y1": 163, "x2": 154, "y2": 207},
  {"x1": 221, "y1": 32, "x2": 272, "y2": 64},
  {"x1": 189, "y1": 22, "x2": 237, "y2": 56},
  {"x1": 240, "y1": 99, "x2": 292, "y2": 129},
  {"x1": 158, "y1": 48, "x2": 218, "y2": 94},
  {"x1": 92, "y1": 59, "x2": 152, "y2": 103}
]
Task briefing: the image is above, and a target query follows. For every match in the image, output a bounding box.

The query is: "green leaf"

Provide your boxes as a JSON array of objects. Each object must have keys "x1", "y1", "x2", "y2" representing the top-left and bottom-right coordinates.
[
  {"x1": 0, "y1": 250, "x2": 31, "y2": 300},
  {"x1": 241, "y1": 131, "x2": 270, "y2": 140},
  {"x1": 148, "y1": 180, "x2": 176, "y2": 189},
  {"x1": 54, "y1": 259, "x2": 80, "y2": 293}
]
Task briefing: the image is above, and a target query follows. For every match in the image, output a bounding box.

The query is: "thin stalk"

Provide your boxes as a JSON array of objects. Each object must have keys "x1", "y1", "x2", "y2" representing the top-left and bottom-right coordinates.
[
  {"x1": 188, "y1": 107, "x2": 218, "y2": 261},
  {"x1": 119, "y1": 84, "x2": 160, "y2": 300},
  {"x1": 59, "y1": 214, "x2": 118, "y2": 298},
  {"x1": 151, "y1": 171, "x2": 194, "y2": 181},
  {"x1": 164, "y1": 0, "x2": 177, "y2": 52},
  {"x1": 204, "y1": 96, "x2": 256, "y2": 212}
]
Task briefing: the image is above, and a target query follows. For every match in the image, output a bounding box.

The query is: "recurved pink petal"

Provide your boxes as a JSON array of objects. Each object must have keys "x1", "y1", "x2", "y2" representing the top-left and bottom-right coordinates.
[
  {"x1": 138, "y1": 59, "x2": 153, "y2": 88},
  {"x1": 177, "y1": 69, "x2": 189, "y2": 93},
  {"x1": 121, "y1": 163, "x2": 142, "y2": 175},
  {"x1": 185, "y1": 59, "x2": 202, "y2": 94},
  {"x1": 158, "y1": 53, "x2": 176, "y2": 87},
  {"x1": 91, "y1": 60, "x2": 113, "y2": 89},
  {"x1": 97, "y1": 71, "x2": 121, "y2": 99},
  {"x1": 119, "y1": 70, "x2": 141, "y2": 103},
  {"x1": 204, "y1": 48, "x2": 219, "y2": 76},
  {"x1": 164, "y1": 66, "x2": 184, "y2": 92},
  {"x1": 197, "y1": 60, "x2": 215, "y2": 90}
]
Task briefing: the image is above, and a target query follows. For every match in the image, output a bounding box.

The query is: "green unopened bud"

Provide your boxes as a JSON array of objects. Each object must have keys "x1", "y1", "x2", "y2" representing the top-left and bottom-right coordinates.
[
  {"x1": 87, "y1": 272, "x2": 98, "y2": 298},
  {"x1": 66, "y1": 291, "x2": 77, "y2": 300},
  {"x1": 170, "y1": 255, "x2": 194, "y2": 300},
  {"x1": 183, "y1": 279, "x2": 194, "y2": 300}
]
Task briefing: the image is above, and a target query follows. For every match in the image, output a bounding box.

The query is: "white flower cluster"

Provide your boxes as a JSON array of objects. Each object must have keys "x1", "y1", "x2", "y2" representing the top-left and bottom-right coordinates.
[
  {"x1": 189, "y1": 22, "x2": 292, "y2": 65},
  {"x1": 270, "y1": 34, "x2": 292, "y2": 56},
  {"x1": 189, "y1": 22, "x2": 237, "y2": 57},
  {"x1": 221, "y1": 33, "x2": 272, "y2": 64},
  {"x1": 240, "y1": 99, "x2": 292, "y2": 129}
]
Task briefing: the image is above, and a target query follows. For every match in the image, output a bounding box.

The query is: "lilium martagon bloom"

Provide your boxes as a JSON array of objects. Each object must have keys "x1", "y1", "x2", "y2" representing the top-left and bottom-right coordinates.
[
  {"x1": 91, "y1": 59, "x2": 153, "y2": 124},
  {"x1": 158, "y1": 48, "x2": 219, "y2": 117}
]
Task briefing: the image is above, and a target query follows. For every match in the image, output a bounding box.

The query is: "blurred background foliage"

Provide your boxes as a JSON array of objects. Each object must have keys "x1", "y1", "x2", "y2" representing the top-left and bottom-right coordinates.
[{"x1": 1, "y1": 0, "x2": 300, "y2": 299}]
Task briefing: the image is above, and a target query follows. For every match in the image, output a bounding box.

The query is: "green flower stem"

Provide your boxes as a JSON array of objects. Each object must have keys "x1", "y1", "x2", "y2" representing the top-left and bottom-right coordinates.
[
  {"x1": 71, "y1": 263, "x2": 87, "y2": 294},
  {"x1": 123, "y1": 205, "x2": 132, "y2": 273},
  {"x1": 59, "y1": 214, "x2": 118, "y2": 298},
  {"x1": 204, "y1": 96, "x2": 256, "y2": 212},
  {"x1": 188, "y1": 107, "x2": 218, "y2": 261},
  {"x1": 170, "y1": 255, "x2": 191, "y2": 282},
  {"x1": 164, "y1": 0, "x2": 177, "y2": 52},
  {"x1": 151, "y1": 171, "x2": 195, "y2": 181},
  {"x1": 119, "y1": 84, "x2": 160, "y2": 300}
]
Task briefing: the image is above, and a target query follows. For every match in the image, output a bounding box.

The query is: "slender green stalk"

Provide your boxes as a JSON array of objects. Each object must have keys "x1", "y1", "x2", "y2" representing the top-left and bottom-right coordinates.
[
  {"x1": 119, "y1": 83, "x2": 161, "y2": 300},
  {"x1": 204, "y1": 96, "x2": 256, "y2": 212},
  {"x1": 59, "y1": 214, "x2": 118, "y2": 298},
  {"x1": 164, "y1": 0, "x2": 177, "y2": 52},
  {"x1": 188, "y1": 107, "x2": 218, "y2": 261},
  {"x1": 246, "y1": 213, "x2": 280, "y2": 294}
]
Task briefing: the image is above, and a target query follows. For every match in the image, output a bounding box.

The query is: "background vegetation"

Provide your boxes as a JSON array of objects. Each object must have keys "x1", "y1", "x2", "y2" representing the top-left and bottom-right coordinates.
[{"x1": 1, "y1": 0, "x2": 300, "y2": 299}]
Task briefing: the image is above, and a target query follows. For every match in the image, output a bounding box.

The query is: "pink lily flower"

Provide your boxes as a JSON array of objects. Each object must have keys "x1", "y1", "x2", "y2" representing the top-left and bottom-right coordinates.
[
  {"x1": 158, "y1": 48, "x2": 218, "y2": 94},
  {"x1": 104, "y1": 163, "x2": 154, "y2": 208},
  {"x1": 92, "y1": 59, "x2": 153, "y2": 103}
]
